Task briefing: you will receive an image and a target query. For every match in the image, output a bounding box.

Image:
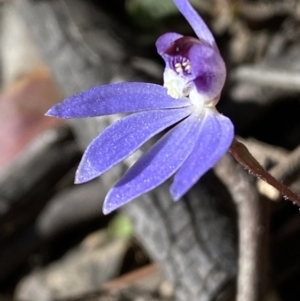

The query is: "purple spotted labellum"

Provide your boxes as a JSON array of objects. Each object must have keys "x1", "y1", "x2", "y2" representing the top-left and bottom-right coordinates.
[{"x1": 46, "y1": 0, "x2": 234, "y2": 214}]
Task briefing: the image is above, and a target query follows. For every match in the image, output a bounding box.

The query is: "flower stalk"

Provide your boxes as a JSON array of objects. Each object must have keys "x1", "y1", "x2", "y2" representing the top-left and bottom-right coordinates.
[{"x1": 229, "y1": 138, "x2": 300, "y2": 206}]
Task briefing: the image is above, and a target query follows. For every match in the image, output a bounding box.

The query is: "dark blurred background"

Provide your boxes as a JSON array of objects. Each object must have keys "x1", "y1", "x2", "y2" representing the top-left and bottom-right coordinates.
[{"x1": 0, "y1": 1, "x2": 300, "y2": 301}]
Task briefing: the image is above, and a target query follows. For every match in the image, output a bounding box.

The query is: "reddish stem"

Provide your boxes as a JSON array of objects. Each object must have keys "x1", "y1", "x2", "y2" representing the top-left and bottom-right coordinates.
[{"x1": 229, "y1": 137, "x2": 300, "y2": 206}]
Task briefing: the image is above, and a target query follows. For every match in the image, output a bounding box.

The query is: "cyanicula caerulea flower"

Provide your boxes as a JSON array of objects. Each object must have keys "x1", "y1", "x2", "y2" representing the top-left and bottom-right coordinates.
[{"x1": 46, "y1": 0, "x2": 234, "y2": 214}]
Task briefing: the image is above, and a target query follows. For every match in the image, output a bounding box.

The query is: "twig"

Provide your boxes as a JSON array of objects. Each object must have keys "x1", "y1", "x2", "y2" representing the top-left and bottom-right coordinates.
[
  {"x1": 238, "y1": 137, "x2": 288, "y2": 168},
  {"x1": 258, "y1": 144, "x2": 300, "y2": 200},
  {"x1": 215, "y1": 154, "x2": 269, "y2": 301},
  {"x1": 267, "y1": 144, "x2": 300, "y2": 184},
  {"x1": 14, "y1": 265, "x2": 163, "y2": 301},
  {"x1": 231, "y1": 66, "x2": 300, "y2": 92}
]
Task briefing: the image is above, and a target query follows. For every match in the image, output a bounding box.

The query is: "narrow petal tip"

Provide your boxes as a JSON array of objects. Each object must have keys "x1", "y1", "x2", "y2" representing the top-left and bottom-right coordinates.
[
  {"x1": 102, "y1": 203, "x2": 115, "y2": 215},
  {"x1": 102, "y1": 193, "x2": 126, "y2": 215},
  {"x1": 74, "y1": 175, "x2": 84, "y2": 184},
  {"x1": 102, "y1": 207, "x2": 110, "y2": 215},
  {"x1": 173, "y1": 0, "x2": 216, "y2": 47},
  {"x1": 75, "y1": 165, "x2": 99, "y2": 184},
  {"x1": 45, "y1": 106, "x2": 60, "y2": 117},
  {"x1": 45, "y1": 103, "x2": 73, "y2": 119},
  {"x1": 170, "y1": 189, "x2": 182, "y2": 202}
]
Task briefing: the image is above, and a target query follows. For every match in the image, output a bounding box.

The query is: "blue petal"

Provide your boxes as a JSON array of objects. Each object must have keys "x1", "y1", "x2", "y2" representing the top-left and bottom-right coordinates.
[
  {"x1": 188, "y1": 43, "x2": 226, "y2": 100},
  {"x1": 102, "y1": 113, "x2": 204, "y2": 214},
  {"x1": 75, "y1": 107, "x2": 193, "y2": 183},
  {"x1": 46, "y1": 82, "x2": 190, "y2": 118},
  {"x1": 170, "y1": 109, "x2": 234, "y2": 200},
  {"x1": 156, "y1": 32, "x2": 183, "y2": 55},
  {"x1": 173, "y1": 0, "x2": 216, "y2": 47}
]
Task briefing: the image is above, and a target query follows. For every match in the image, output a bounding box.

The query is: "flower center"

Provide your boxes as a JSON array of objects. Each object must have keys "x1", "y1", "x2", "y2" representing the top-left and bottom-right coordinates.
[
  {"x1": 165, "y1": 36, "x2": 201, "y2": 76},
  {"x1": 162, "y1": 37, "x2": 200, "y2": 100},
  {"x1": 163, "y1": 68, "x2": 192, "y2": 99},
  {"x1": 161, "y1": 36, "x2": 223, "y2": 109},
  {"x1": 174, "y1": 58, "x2": 191, "y2": 75}
]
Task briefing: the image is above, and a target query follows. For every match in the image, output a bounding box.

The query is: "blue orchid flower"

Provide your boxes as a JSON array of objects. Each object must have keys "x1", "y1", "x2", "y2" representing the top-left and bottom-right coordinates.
[{"x1": 46, "y1": 0, "x2": 234, "y2": 214}]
